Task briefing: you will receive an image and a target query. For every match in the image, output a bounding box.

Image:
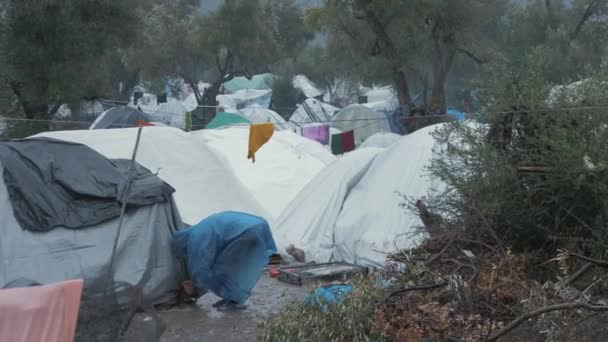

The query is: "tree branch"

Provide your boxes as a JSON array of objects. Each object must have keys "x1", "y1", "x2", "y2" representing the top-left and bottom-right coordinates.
[
  {"x1": 457, "y1": 48, "x2": 488, "y2": 65},
  {"x1": 389, "y1": 282, "x2": 447, "y2": 297},
  {"x1": 567, "y1": 252, "x2": 608, "y2": 268},
  {"x1": 488, "y1": 302, "x2": 608, "y2": 341},
  {"x1": 571, "y1": 0, "x2": 603, "y2": 41}
]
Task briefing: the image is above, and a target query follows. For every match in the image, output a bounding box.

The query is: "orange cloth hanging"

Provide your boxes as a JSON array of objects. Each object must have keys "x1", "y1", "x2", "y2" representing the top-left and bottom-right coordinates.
[{"x1": 248, "y1": 123, "x2": 274, "y2": 163}]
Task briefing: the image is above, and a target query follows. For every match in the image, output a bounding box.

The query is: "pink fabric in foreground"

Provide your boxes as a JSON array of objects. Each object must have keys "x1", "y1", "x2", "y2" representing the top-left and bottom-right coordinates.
[{"x1": 0, "y1": 279, "x2": 84, "y2": 342}]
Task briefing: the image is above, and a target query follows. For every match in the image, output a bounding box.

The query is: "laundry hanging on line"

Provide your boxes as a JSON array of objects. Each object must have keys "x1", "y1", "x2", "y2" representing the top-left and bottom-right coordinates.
[
  {"x1": 331, "y1": 130, "x2": 355, "y2": 155},
  {"x1": 302, "y1": 124, "x2": 330, "y2": 146},
  {"x1": 248, "y1": 123, "x2": 275, "y2": 163}
]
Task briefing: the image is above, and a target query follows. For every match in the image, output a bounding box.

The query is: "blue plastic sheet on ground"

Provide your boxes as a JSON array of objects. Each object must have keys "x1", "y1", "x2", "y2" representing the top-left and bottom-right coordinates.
[
  {"x1": 304, "y1": 284, "x2": 354, "y2": 312},
  {"x1": 171, "y1": 211, "x2": 277, "y2": 304}
]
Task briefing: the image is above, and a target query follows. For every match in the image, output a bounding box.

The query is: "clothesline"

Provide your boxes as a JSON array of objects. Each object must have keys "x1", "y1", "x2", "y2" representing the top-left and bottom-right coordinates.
[{"x1": 3, "y1": 104, "x2": 608, "y2": 129}]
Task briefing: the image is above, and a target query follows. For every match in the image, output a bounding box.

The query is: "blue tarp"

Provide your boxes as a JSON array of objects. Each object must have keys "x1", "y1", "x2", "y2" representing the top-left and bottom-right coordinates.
[
  {"x1": 171, "y1": 211, "x2": 277, "y2": 304},
  {"x1": 447, "y1": 108, "x2": 466, "y2": 121},
  {"x1": 304, "y1": 284, "x2": 354, "y2": 312}
]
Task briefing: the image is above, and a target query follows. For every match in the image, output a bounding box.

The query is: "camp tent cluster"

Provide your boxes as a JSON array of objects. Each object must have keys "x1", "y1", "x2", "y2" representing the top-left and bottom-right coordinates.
[{"x1": 0, "y1": 71, "x2": 456, "y2": 327}]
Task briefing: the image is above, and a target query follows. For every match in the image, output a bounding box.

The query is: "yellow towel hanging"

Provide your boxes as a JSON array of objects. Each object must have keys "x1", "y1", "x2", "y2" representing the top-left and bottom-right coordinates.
[{"x1": 247, "y1": 123, "x2": 275, "y2": 163}]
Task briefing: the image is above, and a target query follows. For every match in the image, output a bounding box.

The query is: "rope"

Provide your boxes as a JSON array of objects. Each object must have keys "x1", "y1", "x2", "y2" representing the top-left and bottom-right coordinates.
[{"x1": 3, "y1": 104, "x2": 608, "y2": 130}]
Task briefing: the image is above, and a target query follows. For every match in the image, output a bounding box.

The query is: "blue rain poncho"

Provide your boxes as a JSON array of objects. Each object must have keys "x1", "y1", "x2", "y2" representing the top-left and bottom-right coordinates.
[{"x1": 171, "y1": 212, "x2": 277, "y2": 304}]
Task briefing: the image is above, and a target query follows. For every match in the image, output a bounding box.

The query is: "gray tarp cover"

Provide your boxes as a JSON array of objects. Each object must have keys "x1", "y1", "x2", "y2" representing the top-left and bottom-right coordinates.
[
  {"x1": 0, "y1": 138, "x2": 175, "y2": 232},
  {"x1": 0, "y1": 138, "x2": 184, "y2": 302}
]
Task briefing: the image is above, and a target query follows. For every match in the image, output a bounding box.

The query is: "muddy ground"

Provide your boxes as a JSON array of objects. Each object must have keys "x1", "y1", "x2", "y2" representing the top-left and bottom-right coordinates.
[{"x1": 128, "y1": 274, "x2": 312, "y2": 342}]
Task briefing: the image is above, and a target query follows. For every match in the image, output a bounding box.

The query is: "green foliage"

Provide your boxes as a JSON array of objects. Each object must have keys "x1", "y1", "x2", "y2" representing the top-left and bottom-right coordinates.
[
  {"x1": 1, "y1": 121, "x2": 48, "y2": 139},
  {"x1": 429, "y1": 66, "x2": 608, "y2": 265},
  {"x1": 260, "y1": 276, "x2": 389, "y2": 342},
  {"x1": 270, "y1": 68, "x2": 299, "y2": 118},
  {"x1": 265, "y1": 0, "x2": 313, "y2": 60},
  {"x1": 2, "y1": 0, "x2": 142, "y2": 114}
]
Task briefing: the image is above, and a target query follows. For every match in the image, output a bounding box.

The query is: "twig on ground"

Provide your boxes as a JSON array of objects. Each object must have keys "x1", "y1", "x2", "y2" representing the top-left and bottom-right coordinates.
[
  {"x1": 487, "y1": 302, "x2": 608, "y2": 341},
  {"x1": 427, "y1": 234, "x2": 458, "y2": 265},
  {"x1": 567, "y1": 252, "x2": 608, "y2": 268},
  {"x1": 389, "y1": 282, "x2": 448, "y2": 297},
  {"x1": 443, "y1": 258, "x2": 479, "y2": 282},
  {"x1": 565, "y1": 262, "x2": 594, "y2": 285},
  {"x1": 455, "y1": 238, "x2": 495, "y2": 251},
  {"x1": 470, "y1": 205, "x2": 505, "y2": 253}
]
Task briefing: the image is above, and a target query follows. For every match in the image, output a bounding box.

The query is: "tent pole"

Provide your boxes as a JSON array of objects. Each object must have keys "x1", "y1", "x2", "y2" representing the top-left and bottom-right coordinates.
[{"x1": 105, "y1": 126, "x2": 144, "y2": 295}]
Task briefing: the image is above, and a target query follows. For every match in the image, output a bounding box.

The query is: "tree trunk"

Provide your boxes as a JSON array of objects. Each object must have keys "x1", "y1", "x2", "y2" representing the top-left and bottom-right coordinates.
[
  {"x1": 430, "y1": 47, "x2": 456, "y2": 114},
  {"x1": 184, "y1": 78, "x2": 202, "y2": 105},
  {"x1": 9, "y1": 81, "x2": 48, "y2": 119},
  {"x1": 356, "y1": 0, "x2": 411, "y2": 106},
  {"x1": 119, "y1": 68, "x2": 141, "y2": 102},
  {"x1": 196, "y1": 80, "x2": 223, "y2": 128},
  {"x1": 571, "y1": 0, "x2": 601, "y2": 41}
]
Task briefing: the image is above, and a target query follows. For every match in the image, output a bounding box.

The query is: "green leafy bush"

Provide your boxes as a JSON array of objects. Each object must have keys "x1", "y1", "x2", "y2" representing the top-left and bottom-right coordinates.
[{"x1": 260, "y1": 276, "x2": 389, "y2": 342}]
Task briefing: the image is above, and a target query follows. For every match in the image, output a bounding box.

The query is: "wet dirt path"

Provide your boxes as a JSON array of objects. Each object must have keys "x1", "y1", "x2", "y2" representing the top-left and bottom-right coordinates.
[{"x1": 135, "y1": 275, "x2": 312, "y2": 342}]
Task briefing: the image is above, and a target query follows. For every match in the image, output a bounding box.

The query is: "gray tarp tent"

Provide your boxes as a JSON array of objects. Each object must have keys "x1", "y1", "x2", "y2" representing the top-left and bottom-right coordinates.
[
  {"x1": 90, "y1": 107, "x2": 153, "y2": 130},
  {"x1": 0, "y1": 139, "x2": 184, "y2": 303}
]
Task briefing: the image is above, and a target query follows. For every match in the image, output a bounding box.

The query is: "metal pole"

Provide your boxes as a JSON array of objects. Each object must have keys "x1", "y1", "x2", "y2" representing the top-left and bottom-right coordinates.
[{"x1": 105, "y1": 126, "x2": 144, "y2": 295}]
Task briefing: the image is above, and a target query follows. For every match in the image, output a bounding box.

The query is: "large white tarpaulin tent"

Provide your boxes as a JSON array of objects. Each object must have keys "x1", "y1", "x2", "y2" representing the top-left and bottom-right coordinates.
[
  {"x1": 191, "y1": 127, "x2": 335, "y2": 220},
  {"x1": 332, "y1": 104, "x2": 392, "y2": 146},
  {"x1": 274, "y1": 124, "x2": 445, "y2": 267}
]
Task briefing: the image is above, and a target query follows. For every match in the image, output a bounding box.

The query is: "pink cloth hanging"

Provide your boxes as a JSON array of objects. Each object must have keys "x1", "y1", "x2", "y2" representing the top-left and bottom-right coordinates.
[
  {"x1": 302, "y1": 124, "x2": 330, "y2": 145},
  {"x1": 0, "y1": 279, "x2": 84, "y2": 342}
]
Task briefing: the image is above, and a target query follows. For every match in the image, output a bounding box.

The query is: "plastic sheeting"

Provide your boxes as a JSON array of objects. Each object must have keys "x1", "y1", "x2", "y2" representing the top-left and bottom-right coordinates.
[
  {"x1": 217, "y1": 89, "x2": 272, "y2": 112},
  {"x1": 333, "y1": 125, "x2": 445, "y2": 266},
  {"x1": 150, "y1": 100, "x2": 188, "y2": 129},
  {"x1": 223, "y1": 73, "x2": 275, "y2": 93},
  {"x1": 289, "y1": 99, "x2": 339, "y2": 126},
  {"x1": 171, "y1": 212, "x2": 276, "y2": 304},
  {"x1": 35, "y1": 127, "x2": 270, "y2": 225},
  {"x1": 191, "y1": 127, "x2": 334, "y2": 220},
  {"x1": 293, "y1": 75, "x2": 324, "y2": 99},
  {"x1": 364, "y1": 86, "x2": 396, "y2": 103},
  {"x1": 332, "y1": 104, "x2": 392, "y2": 146},
  {"x1": 273, "y1": 148, "x2": 384, "y2": 262},
  {"x1": 275, "y1": 125, "x2": 445, "y2": 267},
  {"x1": 0, "y1": 159, "x2": 184, "y2": 302},
  {"x1": 0, "y1": 139, "x2": 175, "y2": 232},
  {"x1": 360, "y1": 132, "x2": 402, "y2": 149},
  {"x1": 0, "y1": 279, "x2": 83, "y2": 342},
  {"x1": 90, "y1": 107, "x2": 152, "y2": 130},
  {"x1": 239, "y1": 106, "x2": 295, "y2": 130}
]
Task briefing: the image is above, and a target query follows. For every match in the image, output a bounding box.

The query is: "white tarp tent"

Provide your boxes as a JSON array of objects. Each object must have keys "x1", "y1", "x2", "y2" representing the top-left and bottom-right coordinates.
[
  {"x1": 217, "y1": 89, "x2": 272, "y2": 112},
  {"x1": 150, "y1": 100, "x2": 187, "y2": 129},
  {"x1": 238, "y1": 106, "x2": 295, "y2": 130},
  {"x1": 36, "y1": 127, "x2": 270, "y2": 225},
  {"x1": 191, "y1": 127, "x2": 334, "y2": 220},
  {"x1": 360, "y1": 132, "x2": 402, "y2": 149},
  {"x1": 289, "y1": 98, "x2": 339, "y2": 126},
  {"x1": 332, "y1": 104, "x2": 391, "y2": 146},
  {"x1": 274, "y1": 124, "x2": 445, "y2": 267},
  {"x1": 365, "y1": 86, "x2": 396, "y2": 103},
  {"x1": 293, "y1": 75, "x2": 324, "y2": 99},
  {"x1": 273, "y1": 148, "x2": 384, "y2": 262},
  {"x1": 332, "y1": 124, "x2": 444, "y2": 266}
]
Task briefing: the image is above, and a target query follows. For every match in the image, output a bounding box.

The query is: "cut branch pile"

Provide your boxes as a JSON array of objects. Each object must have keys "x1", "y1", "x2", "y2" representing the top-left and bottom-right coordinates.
[{"x1": 373, "y1": 231, "x2": 608, "y2": 341}]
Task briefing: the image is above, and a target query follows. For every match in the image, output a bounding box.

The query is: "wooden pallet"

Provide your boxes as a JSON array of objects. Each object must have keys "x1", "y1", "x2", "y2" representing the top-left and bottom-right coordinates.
[{"x1": 277, "y1": 262, "x2": 368, "y2": 285}]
